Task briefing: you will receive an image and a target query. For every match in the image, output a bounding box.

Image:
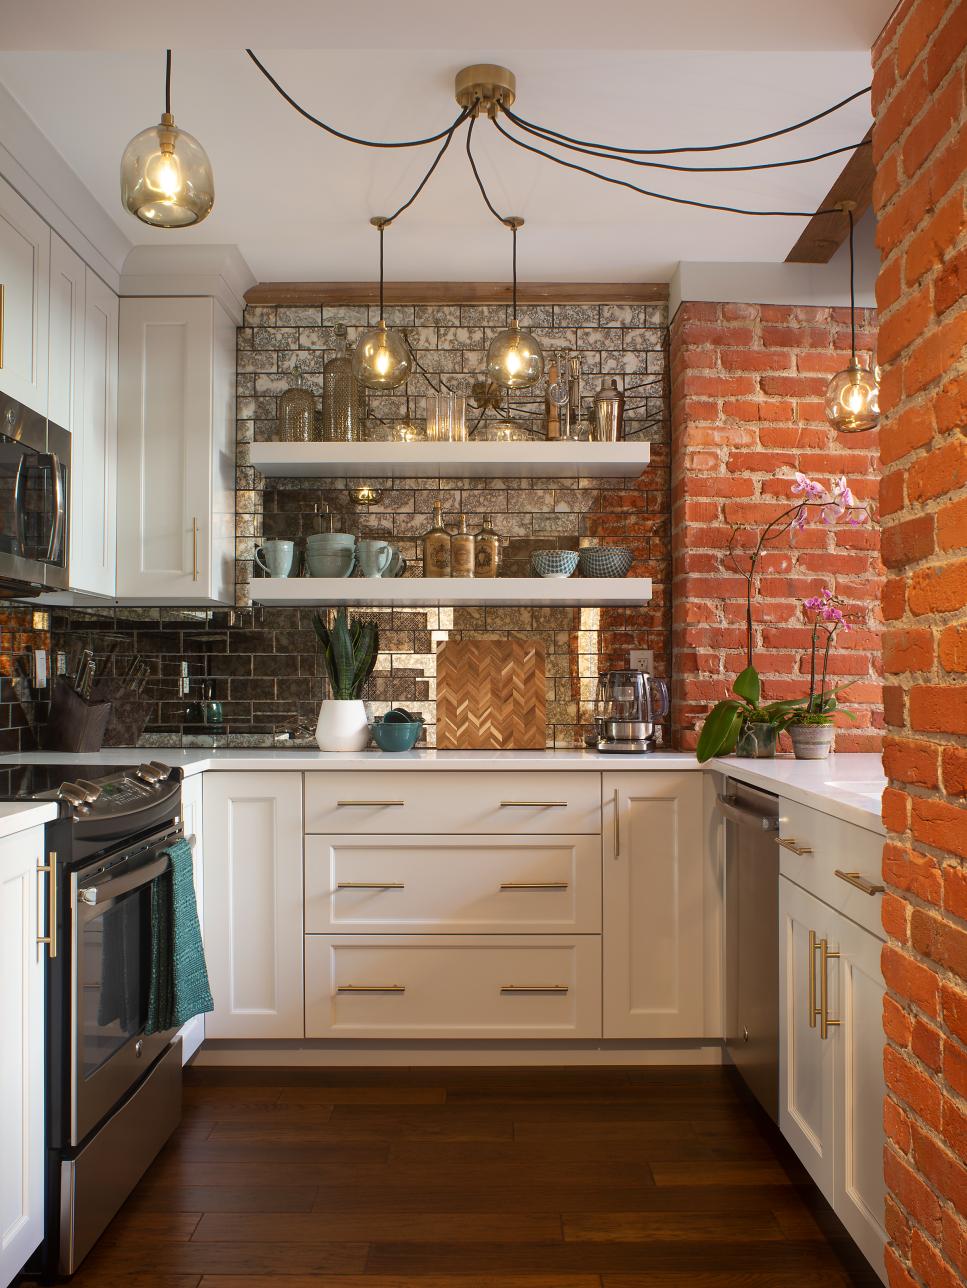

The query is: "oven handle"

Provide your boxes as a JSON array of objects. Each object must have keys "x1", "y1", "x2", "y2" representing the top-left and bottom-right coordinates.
[{"x1": 77, "y1": 850, "x2": 172, "y2": 911}]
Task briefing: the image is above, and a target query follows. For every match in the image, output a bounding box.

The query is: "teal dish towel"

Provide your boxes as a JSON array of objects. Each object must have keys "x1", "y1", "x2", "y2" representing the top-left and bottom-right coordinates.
[{"x1": 146, "y1": 836, "x2": 214, "y2": 1035}]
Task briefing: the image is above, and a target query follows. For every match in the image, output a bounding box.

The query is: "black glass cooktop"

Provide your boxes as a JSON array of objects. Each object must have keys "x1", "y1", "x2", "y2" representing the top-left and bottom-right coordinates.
[{"x1": 0, "y1": 763, "x2": 143, "y2": 802}]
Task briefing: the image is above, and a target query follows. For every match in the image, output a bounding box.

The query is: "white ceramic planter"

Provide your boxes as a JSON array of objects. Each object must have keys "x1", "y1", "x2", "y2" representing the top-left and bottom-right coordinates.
[
  {"x1": 790, "y1": 723, "x2": 836, "y2": 760},
  {"x1": 315, "y1": 699, "x2": 371, "y2": 752}
]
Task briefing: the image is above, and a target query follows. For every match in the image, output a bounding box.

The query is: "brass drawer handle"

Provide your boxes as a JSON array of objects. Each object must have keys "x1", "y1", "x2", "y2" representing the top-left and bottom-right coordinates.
[
  {"x1": 819, "y1": 938, "x2": 840, "y2": 1040},
  {"x1": 499, "y1": 801, "x2": 568, "y2": 808},
  {"x1": 778, "y1": 837, "x2": 813, "y2": 855},
  {"x1": 337, "y1": 984, "x2": 405, "y2": 993},
  {"x1": 834, "y1": 869, "x2": 884, "y2": 896},
  {"x1": 613, "y1": 788, "x2": 620, "y2": 858},
  {"x1": 499, "y1": 881, "x2": 569, "y2": 891},
  {"x1": 808, "y1": 929, "x2": 820, "y2": 1029},
  {"x1": 336, "y1": 800, "x2": 405, "y2": 807},
  {"x1": 336, "y1": 882, "x2": 404, "y2": 890},
  {"x1": 192, "y1": 517, "x2": 199, "y2": 581},
  {"x1": 500, "y1": 984, "x2": 569, "y2": 994},
  {"x1": 36, "y1": 853, "x2": 57, "y2": 959}
]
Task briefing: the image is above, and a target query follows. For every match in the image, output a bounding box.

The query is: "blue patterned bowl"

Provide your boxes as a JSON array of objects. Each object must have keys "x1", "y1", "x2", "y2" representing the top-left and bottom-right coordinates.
[
  {"x1": 530, "y1": 550, "x2": 580, "y2": 578},
  {"x1": 579, "y1": 546, "x2": 634, "y2": 578}
]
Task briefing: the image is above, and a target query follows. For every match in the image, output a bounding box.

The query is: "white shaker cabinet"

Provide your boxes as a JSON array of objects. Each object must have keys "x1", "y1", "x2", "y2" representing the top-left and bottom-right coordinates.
[
  {"x1": 116, "y1": 296, "x2": 236, "y2": 604},
  {"x1": 0, "y1": 826, "x2": 46, "y2": 1287},
  {"x1": 602, "y1": 771, "x2": 705, "y2": 1038},
  {"x1": 47, "y1": 233, "x2": 85, "y2": 433},
  {"x1": 177, "y1": 774, "x2": 206, "y2": 1063},
  {"x1": 202, "y1": 773, "x2": 304, "y2": 1038},
  {"x1": 0, "y1": 176, "x2": 49, "y2": 415}
]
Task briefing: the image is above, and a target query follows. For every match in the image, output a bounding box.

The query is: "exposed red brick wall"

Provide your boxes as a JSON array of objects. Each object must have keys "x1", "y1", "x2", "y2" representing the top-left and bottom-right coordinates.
[
  {"x1": 873, "y1": 2, "x2": 967, "y2": 1284},
  {"x1": 669, "y1": 301, "x2": 882, "y2": 750}
]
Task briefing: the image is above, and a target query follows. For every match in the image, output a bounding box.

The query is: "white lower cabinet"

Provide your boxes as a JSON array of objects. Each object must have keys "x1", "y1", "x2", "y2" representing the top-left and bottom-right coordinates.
[
  {"x1": 779, "y1": 874, "x2": 887, "y2": 1284},
  {"x1": 178, "y1": 774, "x2": 206, "y2": 1062},
  {"x1": 203, "y1": 772, "x2": 304, "y2": 1038},
  {"x1": 0, "y1": 826, "x2": 46, "y2": 1287},
  {"x1": 602, "y1": 771, "x2": 706, "y2": 1038},
  {"x1": 305, "y1": 935, "x2": 601, "y2": 1039}
]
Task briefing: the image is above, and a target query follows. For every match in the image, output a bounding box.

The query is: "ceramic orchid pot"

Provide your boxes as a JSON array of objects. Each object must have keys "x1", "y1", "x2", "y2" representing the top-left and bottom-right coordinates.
[{"x1": 790, "y1": 723, "x2": 836, "y2": 760}]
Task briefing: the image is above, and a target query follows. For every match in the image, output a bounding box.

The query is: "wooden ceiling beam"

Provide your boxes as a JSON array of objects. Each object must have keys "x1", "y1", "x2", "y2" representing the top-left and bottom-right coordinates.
[
  {"x1": 244, "y1": 281, "x2": 669, "y2": 306},
  {"x1": 785, "y1": 128, "x2": 875, "y2": 264}
]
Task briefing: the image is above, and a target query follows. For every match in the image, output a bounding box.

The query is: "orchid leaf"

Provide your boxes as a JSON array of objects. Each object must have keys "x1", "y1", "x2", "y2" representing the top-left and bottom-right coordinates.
[
  {"x1": 733, "y1": 666, "x2": 761, "y2": 706},
  {"x1": 696, "y1": 700, "x2": 744, "y2": 764}
]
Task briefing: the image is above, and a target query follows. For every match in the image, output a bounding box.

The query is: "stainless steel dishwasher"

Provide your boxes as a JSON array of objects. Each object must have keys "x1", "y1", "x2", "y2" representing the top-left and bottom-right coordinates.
[{"x1": 719, "y1": 780, "x2": 780, "y2": 1122}]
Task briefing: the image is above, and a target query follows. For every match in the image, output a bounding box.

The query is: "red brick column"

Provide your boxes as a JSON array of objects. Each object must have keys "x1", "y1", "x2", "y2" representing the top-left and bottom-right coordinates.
[
  {"x1": 669, "y1": 301, "x2": 881, "y2": 749},
  {"x1": 873, "y1": 3, "x2": 967, "y2": 1284}
]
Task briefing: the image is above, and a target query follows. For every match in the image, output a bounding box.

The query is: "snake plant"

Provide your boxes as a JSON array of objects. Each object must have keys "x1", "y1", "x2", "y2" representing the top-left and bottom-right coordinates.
[{"x1": 313, "y1": 608, "x2": 379, "y2": 700}]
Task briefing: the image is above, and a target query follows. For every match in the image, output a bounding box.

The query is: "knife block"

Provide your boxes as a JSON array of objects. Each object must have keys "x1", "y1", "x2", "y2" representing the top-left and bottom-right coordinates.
[
  {"x1": 94, "y1": 678, "x2": 154, "y2": 747},
  {"x1": 42, "y1": 677, "x2": 112, "y2": 753}
]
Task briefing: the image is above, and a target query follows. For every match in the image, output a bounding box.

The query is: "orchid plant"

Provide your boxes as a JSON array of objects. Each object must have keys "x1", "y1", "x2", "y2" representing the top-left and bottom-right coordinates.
[
  {"x1": 792, "y1": 587, "x2": 854, "y2": 727},
  {"x1": 695, "y1": 474, "x2": 871, "y2": 763}
]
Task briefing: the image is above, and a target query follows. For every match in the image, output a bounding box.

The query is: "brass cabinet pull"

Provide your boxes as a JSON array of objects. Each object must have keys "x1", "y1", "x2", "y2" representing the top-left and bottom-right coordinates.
[
  {"x1": 500, "y1": 984, "x2": 569, "y2": 994},
  {"x1": 819, "y1": 938, "x2": 840, "y2": 1040},
  {"x1": 337, "y1": 984, "x2": 405, "y2": 993},
  {"x1": 336, "y1": 881, "x2": 404, "y2": 890},
  {"x1": 499, "y1": 881, "x2": 569, "y2": 891},
  {"x1": 778, "y1": 837, "x2": 813, "y2": 856},
  {"x1": 336, "y1": 800, "x2": 405, "y2": 808},
  {"x1": 499, "y1": 801, "x2": 568, "y2": 808},
  {"x1": 613, "y1": 788, "x2": 620, "y2": 859},
  {"x1": 192, "y1": 517, "x2": 199, "y2": 581},
  {"x1": 36, "y1": 853, "x2": 57, "y2": 959},
  {"x1": 834, "y1": 869, "x2": 884, "y2": 896},
  {"x1": 807, "y1": 929, "x2": 820, "y2": 1029}
]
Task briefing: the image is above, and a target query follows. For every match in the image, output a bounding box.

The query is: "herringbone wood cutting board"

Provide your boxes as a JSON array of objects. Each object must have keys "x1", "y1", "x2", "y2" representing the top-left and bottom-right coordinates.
[{"x1": 436, "y1": 640, "x2": 546, "y2": 750}]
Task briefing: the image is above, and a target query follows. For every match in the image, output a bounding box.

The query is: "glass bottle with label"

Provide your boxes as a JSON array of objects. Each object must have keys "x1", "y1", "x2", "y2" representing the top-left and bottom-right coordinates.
[
  {"x1": 475, "y1": 516, "x2": 500, "y2": 578},
  {"x1": 422, "y1": 501, "x2": 451, "y2": 578},
  {"x1": 451, "y1": 514, "x2": 476, "y2": 579}
]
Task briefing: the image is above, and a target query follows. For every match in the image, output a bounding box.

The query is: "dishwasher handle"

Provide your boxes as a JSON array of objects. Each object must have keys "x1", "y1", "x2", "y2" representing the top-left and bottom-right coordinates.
[{"x1": 717, "y1": 794, "x2": 779, "y2": 832}]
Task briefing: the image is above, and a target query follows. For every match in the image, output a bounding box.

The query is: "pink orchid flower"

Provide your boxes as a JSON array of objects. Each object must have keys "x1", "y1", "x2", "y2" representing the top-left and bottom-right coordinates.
[{"x1": 791, "y1": 472, "x2": 825, "y2": 500}]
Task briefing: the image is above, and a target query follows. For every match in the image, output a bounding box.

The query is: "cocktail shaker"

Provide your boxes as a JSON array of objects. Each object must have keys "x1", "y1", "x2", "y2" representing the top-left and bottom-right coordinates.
[{"x1": 592, "y1": 378, "x2": 624, "y2": 442}]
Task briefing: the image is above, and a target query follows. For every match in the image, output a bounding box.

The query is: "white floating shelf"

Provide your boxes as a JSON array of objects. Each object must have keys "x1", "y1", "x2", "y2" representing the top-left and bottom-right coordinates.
[
  {"x1": 250, "y1": 440, "x2": 650, "y2": 479},
  {"x1": 249, "y1": 576, "x2": 653, "y2": 608}
]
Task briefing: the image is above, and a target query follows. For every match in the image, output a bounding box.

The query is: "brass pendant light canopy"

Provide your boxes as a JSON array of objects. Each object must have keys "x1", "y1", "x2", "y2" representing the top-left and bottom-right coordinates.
[
  {"x1": 351, "y1": 217, "x2": 413, "y2": 391},
  {"x1": 454, "y1": 64, "x2": 517, "y2": 118},
  {"x1": 120, "y1": 51, "x2": 214, "y2": 228},
  {"x1": 486, "y1": 216, "x2": 545, "y2": 390}
]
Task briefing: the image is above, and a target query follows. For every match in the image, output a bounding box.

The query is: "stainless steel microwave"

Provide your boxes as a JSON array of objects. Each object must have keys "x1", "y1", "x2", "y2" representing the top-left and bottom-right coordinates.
[{"x1": 0, "y1": 391, "x2": 70, "y2": 595}]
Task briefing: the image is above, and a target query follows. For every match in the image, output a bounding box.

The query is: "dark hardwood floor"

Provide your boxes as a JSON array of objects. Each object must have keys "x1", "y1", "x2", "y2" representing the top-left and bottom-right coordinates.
[{"x1": 61, "y1": 1065, "x2": 882, "y2": 1287}]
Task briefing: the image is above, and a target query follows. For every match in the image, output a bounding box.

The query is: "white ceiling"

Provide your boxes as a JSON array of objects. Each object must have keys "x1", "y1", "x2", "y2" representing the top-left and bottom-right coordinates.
[{"x1": 0, "y1": 2, "x2": 894, "y2": 283}]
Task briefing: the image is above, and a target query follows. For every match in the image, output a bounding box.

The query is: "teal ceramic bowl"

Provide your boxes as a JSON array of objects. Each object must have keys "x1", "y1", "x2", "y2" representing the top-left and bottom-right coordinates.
[{"x1": 371, "y1": 717, "x2": 423, "y2": 752}]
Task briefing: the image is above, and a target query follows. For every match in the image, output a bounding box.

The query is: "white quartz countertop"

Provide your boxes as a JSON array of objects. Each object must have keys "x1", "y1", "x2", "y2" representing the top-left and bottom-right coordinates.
[
  {"x1": 0, "y1": 800, "x2": 59, "y2": 840},
  {"x1": 709, "y1": 753, "x2": 886, "y2": 834},
  {"x1": 0, "y1": 748, "x2": 886, "y2": 831}
]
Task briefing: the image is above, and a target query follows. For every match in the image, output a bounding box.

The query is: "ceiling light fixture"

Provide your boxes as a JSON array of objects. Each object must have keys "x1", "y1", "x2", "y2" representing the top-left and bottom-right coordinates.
[
  {"x1": 486, "y1": 216, "x2": 544, "y2": 390},
  {"x1": 824, "y1": 202, "x2": 880, "y2": 434},
  {"x1": 351, "y1": 217, "x2": 413, "y2": 391},
  {"x1": 120, "y1": 50, "x2": 214, "y2": 228}
]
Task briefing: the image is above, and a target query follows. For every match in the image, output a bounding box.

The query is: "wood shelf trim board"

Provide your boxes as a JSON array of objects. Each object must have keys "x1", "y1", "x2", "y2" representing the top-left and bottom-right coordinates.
[
  {"x1": 248, "y1": 576, "x2": 653, "y2": 607},
  {"x1": 244, "y1": 282, "x2": 669, "y2": 306},
  {"x1": 249, "y1": 440, "x2": 651, "y2": 479},
  {"x1": 785, "y1": 129, "x2": 874, "y2": 264}
]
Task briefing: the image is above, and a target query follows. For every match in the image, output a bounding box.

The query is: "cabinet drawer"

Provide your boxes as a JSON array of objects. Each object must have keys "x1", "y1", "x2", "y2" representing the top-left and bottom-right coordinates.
[
  {"x1": 779, "y1": 800, "x2": 884, "y2": 940},
  {"x1": 304, "y1": 772, "x2": 601, "y2": 835},
  {"x1": 306, "y1": 834, "x2": 601, "y2": 934},
  {"x1": 305, "y1": 935, "x2": 602, "y2": 1039}
]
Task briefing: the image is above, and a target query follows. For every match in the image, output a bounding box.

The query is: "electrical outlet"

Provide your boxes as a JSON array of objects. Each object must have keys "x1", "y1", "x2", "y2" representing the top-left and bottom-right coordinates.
[{"x1": 629, "y1": 648, "x2": 654, "y2": 674}]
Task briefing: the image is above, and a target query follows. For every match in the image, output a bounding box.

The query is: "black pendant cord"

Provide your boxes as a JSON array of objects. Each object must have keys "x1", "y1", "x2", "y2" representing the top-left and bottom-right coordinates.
[
  {"x1": 383, "y1": 111, "x2": 468, "y2": 225},
  {"x1": 164, "y1": 49, "x2": 172, "y2": 115},
  {"x1": 502, "y1": 110, "x2": 870, "y2": 174},
  {"x1": 246, "y1": 50, "x2": 466, "y2": 148},
  {"x1": 378, "y1": 222, "x2": 385, "y2": 321},
  {"x1": 491, "y1": 114, "x2": 846, "y2": 218},
  {"x1": 848, "y1": 207, "x2": 856, "y2": 360},
  {"x1": 502, "y1": 85, "x2": 871, "y2": 156},
  {"x1": 512, "y1": 221, "x2": 518, "y2": 319},
  {"x1": 465, "y1": 116, "x2": 512, "y2": 226}
]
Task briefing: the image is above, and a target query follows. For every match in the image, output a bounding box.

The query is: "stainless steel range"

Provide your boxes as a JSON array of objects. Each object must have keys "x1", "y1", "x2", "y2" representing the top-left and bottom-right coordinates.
[{"x1": 1, "y1": 761, "x2": 186, "y2": 1276}]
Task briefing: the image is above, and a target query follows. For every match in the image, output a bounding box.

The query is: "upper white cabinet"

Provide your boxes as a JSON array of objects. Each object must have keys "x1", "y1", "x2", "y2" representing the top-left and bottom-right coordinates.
[
  {"x1": 602, "y1": 771, "x2": 706, "y2": 1038},
  {"x1": 202, "y1": 772, "x2": 304, "y2": 1038},
  {"x1": 0, "y1": 825, "x2": 46, "y2": 1286},
  {"x1": 117, "y1": 295, "x2": 236, "y2": 604},
  {"x1": 0, "y1": 175, "x2": 49, "y2": 415},
  {"x1": 47, "y1": 234, "x2": 84, "y2": 432}
]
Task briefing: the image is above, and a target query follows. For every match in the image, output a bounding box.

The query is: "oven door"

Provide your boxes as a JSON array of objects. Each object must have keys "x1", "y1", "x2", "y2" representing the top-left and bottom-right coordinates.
[
  {"x1": 0, "y1": 393, "x2": 70, "y2": 591},
  {"x1": 70, "y1": 829, "x2": 180, "y2": 1145}
]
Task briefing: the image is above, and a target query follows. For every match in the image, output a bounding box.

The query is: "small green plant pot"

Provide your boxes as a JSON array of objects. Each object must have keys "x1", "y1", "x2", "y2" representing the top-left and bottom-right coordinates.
[
  {"x1": 371, "y1": 718, "x2": 423, "y2": 752},
  {"x1": 735, "y1": 721, "x2": 778, "y2": 758}
]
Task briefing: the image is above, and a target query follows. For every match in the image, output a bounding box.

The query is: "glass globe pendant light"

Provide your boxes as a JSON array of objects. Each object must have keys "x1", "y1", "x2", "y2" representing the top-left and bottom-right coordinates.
[
  {"x1": 825, "y1": 203, "x2": 879, "y2": 433},
  {"x1": 487, "y1": 217, "x2": 544, "y2": 390},
  {"x1": 120, "y1": 50, "x2": 214, "y2": 228},
  {"x1": 352, "y1": 217, "x2": 413, "y2": 391}
]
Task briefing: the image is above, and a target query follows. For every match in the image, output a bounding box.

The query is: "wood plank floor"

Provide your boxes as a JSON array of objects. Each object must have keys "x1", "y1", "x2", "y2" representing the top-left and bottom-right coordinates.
[{"x1": 60, "y1": 1066, "x2": 882, "y2": 1287}]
